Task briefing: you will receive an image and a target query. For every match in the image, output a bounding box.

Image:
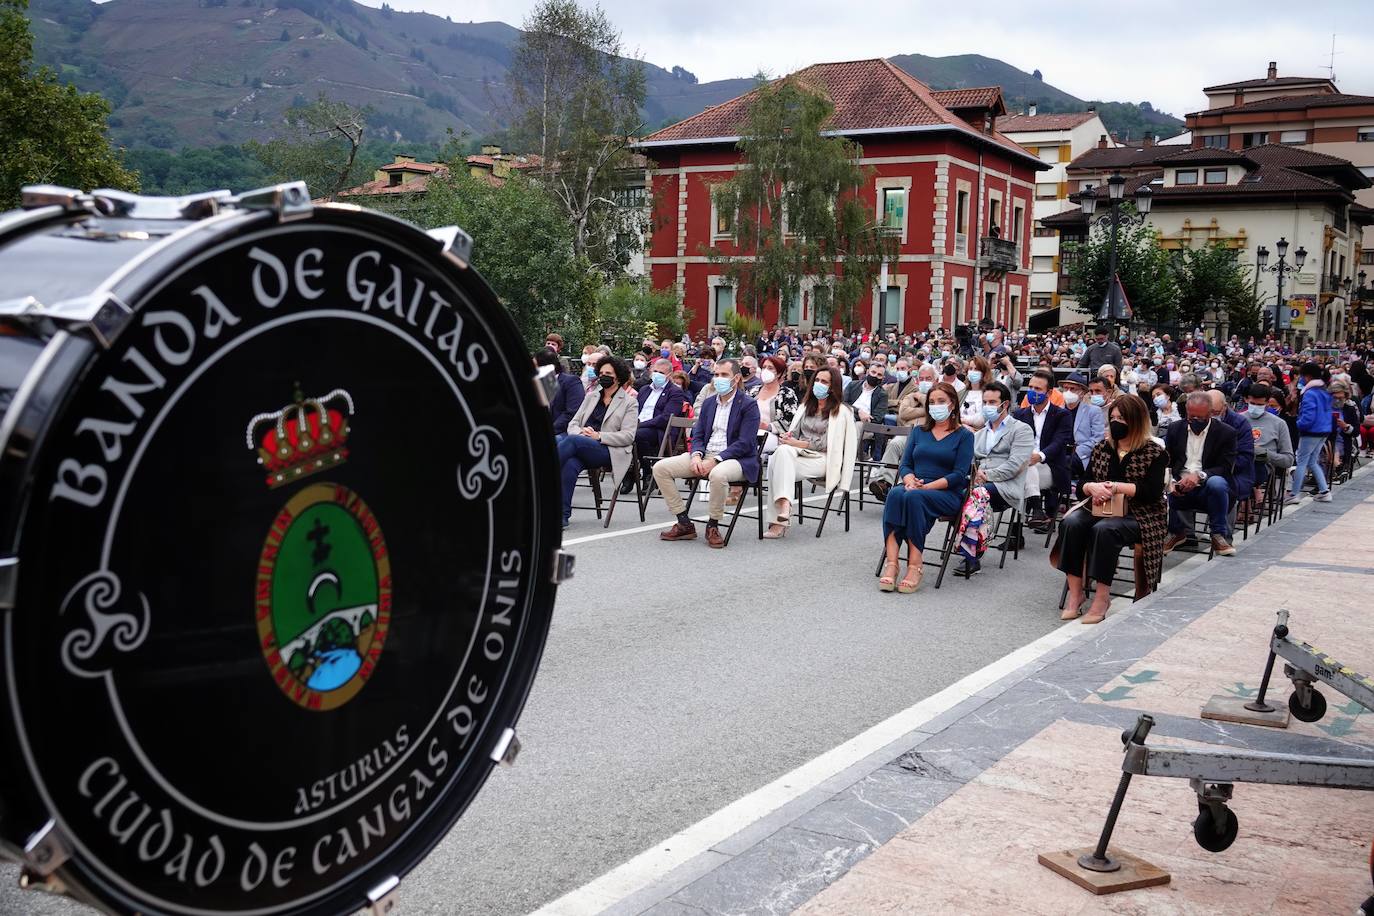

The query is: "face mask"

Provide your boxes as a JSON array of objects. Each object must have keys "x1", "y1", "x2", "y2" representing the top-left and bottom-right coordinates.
[
  {"x1": 598, "y1": 374, "x2": 616, "y2": 390},
  {"x1": 713, "y1": 377, "x2": 733, "y2": 395},
  {"x1": 1267, "y1": 406, "x2": 1279, "y2": 416},
  {"x1": 861, "y1": 350, "x2": 872, "y2": 359},
  {"x1": 634, "y1": 359, "x2": 647, "y2": 370},
  {"x1": 583, "y1": 366, "x2": 596, "y2": 380},
  {"x1": 1188, "y1": 418, "x2": 1208, "y2": 434},
  {"x1": 1027, "y1": 389, "x2": 1048, "y2": 406},
  {"x1": 803, "y1": 368, "x2": 816, "y2": 381},
  {"x1": 760, "y1": 368, "x2": 777, "y2": 384},
  {"x1": 582, "y1": 355, "x2": 597, "y2": 366},
  {"x1": 1109, "y1": 420, "x2": 1130, "y2": 441},
  {"x1": 986, "y1": 332, "x2": 995, "y2": 342},
  {"x1": 894, "y1": 370, "x2": 909, "y2": 382},
  {"x1": 812, "y1": 382, "x2": 830, "y2": 400},
  {"x1": 867, "y1": 375, "x2": 883, "y2": 387},
  {"x1": 651, "y1": 371, "x2": 667, "y2": 388},
  {"x1": 661, "y1": 348, "x2": 671, "y2": 358},
  {"x1": 1246, "y1": 403, "x2": 1266, "y2": 419},
  {"x1": 928, "y1": 403, "x2": 952, "y2": 422},
  {"x1": 1153, "y1": 394, "x2": 1168, "y2": 408},
  {"x1": 1165, "y1": 363, "x2": 1174, "y2": 370},
  {"x1": 741, "y1": 366, "x2": 753, "y2": 378},
  {"x1": 941, "y1": 350, "x2": 951, "y2": 358},
  {"x1": 1153, "y1": 358, "x2": 1162, "y2": 366},
  {"x1": 981, "y1": 404, "x2": 1002, "y2": 423},
  {"x1": 1090, "y1": 394, "x2": 1106, "y2": 407},
  {"x1": 968, "y1": 370, "x2": 983, "y2": 384},
  {"x1": 918, "y1": 380, "x2": 934, "y2": 394},
  {"x1": 1062, "y1": 390, "x2": 1081, "y2": 406}
]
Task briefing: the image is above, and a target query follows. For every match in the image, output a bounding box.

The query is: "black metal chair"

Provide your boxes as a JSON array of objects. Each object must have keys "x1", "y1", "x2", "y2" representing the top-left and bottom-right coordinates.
[
  {"x1": 854, "y1": 422, "x2": 908, "y2": 512},
  {"x1": 683, "y1": 432, "x2": 767, "y2": 545},
  {"x1": 572, "y1": 445, "x2": 647, "y2": 529},
  {"x1": 1058, "y1": 539, "x2": 1153, "y2": 608}
]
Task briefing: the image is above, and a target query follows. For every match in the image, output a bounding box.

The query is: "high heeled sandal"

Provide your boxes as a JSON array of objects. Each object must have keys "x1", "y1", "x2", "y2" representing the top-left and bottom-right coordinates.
[
  {"x1": 878, "y1": 561, "x2": 898, "y2": 592},
  {"x1": 896, "y1": 567, "x2": 923, "y2": 594},
  {"x1": 763, "y1": 517, "x2": 789, "y2": 539}
]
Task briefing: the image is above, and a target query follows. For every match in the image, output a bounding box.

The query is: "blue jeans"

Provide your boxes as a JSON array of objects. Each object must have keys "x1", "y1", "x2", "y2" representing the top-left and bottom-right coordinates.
[
  {"x1": 1291, "y1": 435, "x2": 1328, "y2": 497},
  {"x1": 558, "y1": 435, "x2": 613, "y2": 522},
  {"x1": 1168, "y1": 474, "x2": 1231, "y2": 538}
]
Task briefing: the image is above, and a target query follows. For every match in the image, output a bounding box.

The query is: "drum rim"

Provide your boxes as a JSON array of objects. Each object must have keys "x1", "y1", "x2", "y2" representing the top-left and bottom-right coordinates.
[{"x1": 0, "y1": 204, "x2": 562, "y2": 916}]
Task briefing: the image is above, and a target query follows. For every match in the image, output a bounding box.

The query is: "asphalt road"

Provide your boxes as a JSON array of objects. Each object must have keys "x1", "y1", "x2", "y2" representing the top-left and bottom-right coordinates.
[{"x1": 0, "y1": 490, "x2": 1075, "y2": 916}]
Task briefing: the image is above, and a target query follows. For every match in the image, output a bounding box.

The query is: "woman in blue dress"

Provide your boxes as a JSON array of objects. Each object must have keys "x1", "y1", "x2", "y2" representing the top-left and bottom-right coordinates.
[{"x1": 879, "y1": 381, "x2": 974, "y2": 593}]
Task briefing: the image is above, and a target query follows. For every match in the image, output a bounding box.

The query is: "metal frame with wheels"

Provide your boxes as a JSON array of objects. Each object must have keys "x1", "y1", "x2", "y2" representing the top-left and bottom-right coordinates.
[{"x1": 1240, "y1": 610, "x2": 1374, "y2": 724}]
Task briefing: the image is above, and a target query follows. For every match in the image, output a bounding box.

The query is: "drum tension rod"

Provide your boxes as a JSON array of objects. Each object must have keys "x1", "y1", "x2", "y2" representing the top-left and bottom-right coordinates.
[{"x1": 366, "y1": 875, "x2": 400, "y2": 915}]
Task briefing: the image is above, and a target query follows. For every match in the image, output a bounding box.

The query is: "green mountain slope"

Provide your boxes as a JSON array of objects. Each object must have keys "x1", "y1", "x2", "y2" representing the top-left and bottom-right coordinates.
[{"x1": 27, "y1": 0, "x2": 1180, "y2": 152}]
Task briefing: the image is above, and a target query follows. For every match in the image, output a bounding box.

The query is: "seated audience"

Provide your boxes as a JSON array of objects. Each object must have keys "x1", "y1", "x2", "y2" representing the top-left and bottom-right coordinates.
[
  {"x1": 1243, "y1": 383, "x2": 1294, "y2": 507},
  {"x1": 625, "y1": 357, "x2": 687, "y2": 492},
  {"x1": 535, "y1": 346, "x2": 586, "y2": 438},
  {"x1": 867, "y1": 363, "x2": 935, "y2": 500},
  {"x1": 558, "y1": 356, "x2": 638, "y2": 528},
  {"x1": 957, "y1": 382, "x2": 1035, "y2": 575},
  {"x1": 1163, "y1": 392, "x2": 1238, "y2": 556},
  {"x1": 1012, "y1": 369, "x2": 1072, "y2": 530},
  {"x1": 764, "y1": 366, "x2": 858, "y2": 538}
]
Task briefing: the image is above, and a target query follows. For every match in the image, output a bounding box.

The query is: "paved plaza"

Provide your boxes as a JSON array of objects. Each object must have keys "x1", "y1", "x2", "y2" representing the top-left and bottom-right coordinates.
[{"x1": 4, "y1": 470, "x2": 1371, "y2": 916}]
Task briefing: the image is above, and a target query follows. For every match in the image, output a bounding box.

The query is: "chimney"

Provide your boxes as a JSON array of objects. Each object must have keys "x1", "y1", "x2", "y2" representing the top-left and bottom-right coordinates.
[
  {"x1": 1027, "y1": 102, "x2": 1037, "y2": 117},
  {"x1": 1098, "y1": 133, "x2": 1108, "y2": 149},
  {"x1": 1267, "y1": 61, "x2": 1277, "y2": 80},
  {"x1": 1143, "y1": 133, "x2": 1154, "y2": 147}
]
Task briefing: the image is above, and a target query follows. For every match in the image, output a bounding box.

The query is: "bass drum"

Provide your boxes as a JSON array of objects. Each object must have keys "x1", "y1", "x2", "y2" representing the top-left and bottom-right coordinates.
[{"x1": 0, "y1": 184, "x2": 567, "y2": 915}]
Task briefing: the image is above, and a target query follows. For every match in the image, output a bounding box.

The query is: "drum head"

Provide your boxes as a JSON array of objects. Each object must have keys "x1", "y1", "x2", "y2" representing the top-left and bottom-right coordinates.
[{"x1": 0, "y1": 208, "x2": 560, "y2": 914}]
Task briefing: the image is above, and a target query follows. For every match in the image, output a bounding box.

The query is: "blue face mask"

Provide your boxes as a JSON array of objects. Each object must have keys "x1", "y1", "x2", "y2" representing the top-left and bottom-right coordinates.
[
  {"x1": 1246, "y1": 403, "x2": 1266, "y2": 419},
  {"x1": 1267, "y1": 406, "x2": 1279, "y2": 416},
  {"x1": 981, "y1": 404, "x2": 1001, "y2": 423},
  {"x1": 1090, "y1": 394, "x2": 1106, "y2": 407},
  {"x1": 918, "y1": 380, "x2": 934, "y2": 393},
  {"x1": 894, "y1": 370, "x2": 909, "y2": 382},
  {"x1": 928, "y1": 403, "x2": 952, "y2": 422},
  {"x1": 1026, "y1": 389, "x2": 1047, "y2": 406},
  {"x1": 651, "y1": 371, "x2": 667, "y2": 389},
  {"x1": 1153, "y1": 394, "x2": 1168, "y2": 408},
  {"x1": 812, "y1": 382, "x2": 830, "y2": 400},
  {"x1": 713, "y1": 377, "x2": 733, "y2": 395},
  {"x1": 583, "y1": 365, "x2": 596, "y2": 380},
  {"x1": 661, "y1": 348, "x2": 671, "y2": 358},
  {"x1": 968, "y1": 370, "x2": 983, "y2": 384}
]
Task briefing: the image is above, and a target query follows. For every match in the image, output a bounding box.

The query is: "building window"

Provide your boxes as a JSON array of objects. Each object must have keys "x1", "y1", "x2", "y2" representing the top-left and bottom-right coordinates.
[
  {"x1": 1035, "y1": 182, "x2": 1057, "y2": 200},
  {"x1": 1039, "y1": 145, "x2": 1059, "y2": 164},
  {"x1": 989, "y1": 198, "x2": 1001, "y2": 236},
  {"x1": 712, "y1": 285, "x2": 735, "y2": 324},
  {"x1": 983, "y1": 291, "x2": 996, "y2": 321},
  {"x1": 713, "y1": 206, "x2": 734, "y2": 240},
  {"x1": 1033, "y1": 225, "x2": 1057, "y2": 238},
  {"x1": 1242, "y1": 131, "x2": 1267, "y2": 148},
  {"x1": 1032, "y1": 255, "x2": 1055, "y2": 272},
  {"x1": 878, "y1": 286, "x2": 901, "y2": 330},
  {"x1": 1279, "y1": 130, "x2": 1308, "y2": 145},
  {"x1": 880, "y1": 186, "x2": 906, "y2": 234},
  {"x1": 956, "y1": 189, "x2": 969, "y2": 235},
  {"x1": 1030, "y1": 294, "x2": 1053, "y2": 309},
  {"x1": 1357, "y1": 127, "x2": 1374, "y2": 143},
  {"x1": 1202, "y1": 134, "x2": 1228, "y2": 149},
  {"x1": 1175, "y1": 169, "x2": 1199, "y2": 185},
  {"x1": 388, "y1": 172, "x2": 403, "y2": 187},
  {"x1": 785, "y1": 288, "x2": 802, "y2": 326},
  {"x1": 1012, "y1": 205, "x2": 1024, "y2": 242},
  {"x1": 1009, "y1": 294, "x2": 1020, "y2": 326},
  {"x1": 1204, "y1": 168, "x2": 1228, "y2": 185},
  {"x1": 951, "y1": 286, "x2": 965, "y2": 324},
  {"x1": 1362, "y1": 251, "x2": 1374, "y2": 266}
]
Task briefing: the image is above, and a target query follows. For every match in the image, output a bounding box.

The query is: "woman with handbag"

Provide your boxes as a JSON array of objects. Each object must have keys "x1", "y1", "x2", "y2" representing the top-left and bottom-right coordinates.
[
  {"x1": 1051, "y1": 393, "x2": 1167, "y2": 624},
  {"x1": 763, "y1": 366, "x2": 857, "y2": 539}
]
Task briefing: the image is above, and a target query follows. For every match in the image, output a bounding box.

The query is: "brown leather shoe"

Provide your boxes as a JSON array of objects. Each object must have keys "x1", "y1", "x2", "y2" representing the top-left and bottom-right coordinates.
[
  {"x1": 660, "y1": 520, "x2": 697, "y2": 541},
  {"x1": 1211, "y1": 534, "x2": 1235, "y2": 556},
  {"x1": 705, "y1": 524, "x2": 725, "y2": 548},
  {"x1": 868, "y1": 479, "x2": 891, "y2": 502},
  {"x1": 1163, "y1": 532, "x2": 1190, "y2": 553}
]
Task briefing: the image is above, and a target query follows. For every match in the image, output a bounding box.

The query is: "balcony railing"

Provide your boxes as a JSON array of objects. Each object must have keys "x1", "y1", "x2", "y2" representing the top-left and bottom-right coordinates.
[{"x1": 978, "y1": 236, "x2": 1019, "y2": 273}]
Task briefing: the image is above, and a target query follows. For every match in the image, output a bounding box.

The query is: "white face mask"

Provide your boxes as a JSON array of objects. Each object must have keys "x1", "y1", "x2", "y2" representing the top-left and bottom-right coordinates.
[
  {"x1": 1062, "y1": 390, "x2": 1081, "y2": 406},
  {"x1": 760, "y1": 368, "x2": 777, "y2": 384}
]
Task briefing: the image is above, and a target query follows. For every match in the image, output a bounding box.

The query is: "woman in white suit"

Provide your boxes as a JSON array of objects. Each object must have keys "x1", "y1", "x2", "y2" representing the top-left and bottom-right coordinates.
[{"x1": 763, "y1": 365, "x2": 858, "y2": 538}]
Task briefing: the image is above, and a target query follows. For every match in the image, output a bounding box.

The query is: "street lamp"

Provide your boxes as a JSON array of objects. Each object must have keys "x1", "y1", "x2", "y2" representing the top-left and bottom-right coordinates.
[
  {"x1": 1255, "y1": 237, "x2": 1307, "y2": 335},
  {"x1": 1076, "y1": 172, "x2": 1154, "y2": 338}
]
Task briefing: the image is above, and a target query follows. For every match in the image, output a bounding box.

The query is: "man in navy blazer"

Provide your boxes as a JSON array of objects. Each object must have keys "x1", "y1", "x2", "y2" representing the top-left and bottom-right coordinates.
[
  {"x1": 1012, "y1": 368, "x2": 1073, "y2": 526},
  {"x1": 653, "y1": 359, "x2": 760, "y2": 548},
  {"x1": 624, "y1": 357, "x2": 687, "y2": 492},
  {"x1": 536, "y1": 347, "x2": 585, "y2": 438}
]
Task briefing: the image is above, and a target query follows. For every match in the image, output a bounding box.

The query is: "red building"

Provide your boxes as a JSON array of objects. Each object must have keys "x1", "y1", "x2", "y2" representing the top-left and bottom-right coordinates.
[{"x1": 637, "y1": 59, "x2": 1046, "y2": 335}]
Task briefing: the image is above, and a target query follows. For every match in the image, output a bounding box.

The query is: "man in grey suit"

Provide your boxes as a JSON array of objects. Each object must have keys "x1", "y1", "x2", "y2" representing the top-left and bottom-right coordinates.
[{"x1": 959, "y1": 381, "x2": 1035, "y2": 575}]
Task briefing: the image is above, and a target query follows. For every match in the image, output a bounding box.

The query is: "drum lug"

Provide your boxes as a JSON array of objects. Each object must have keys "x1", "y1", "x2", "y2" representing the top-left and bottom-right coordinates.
[
  {"x1": 552, "y1": 550, "x2": 575, "y2": 584},
  {"x1": 364, "y1": 875, "x2": 400, "y2": 915},
  {"x1": 42, "y1": 294, "x2": 133, "y2": 348},
  {"x1": 19, "y1": 185, "x2": 88, "y2": 212},
  {"x1": 534, "y1": 364, "x2": 557, "y2": 407},
  {"x1": 426, "y1": 226, "x2": 473, "y2": 269},
  {"x1": 0, "y1": 556, "x2": 16, "y2": 610},
  {"x1": 20, "y1": 185, "x2": 233, "y2": 220},
  {"x1": 232, "y1": 182, "x2": 313, "y2": 222},
  {"x1": 490, "y1": 727, "x2": 521, "y2": 768},
  {"x1": 22, "y1": 820, "x2": 71, "y2": 877}
]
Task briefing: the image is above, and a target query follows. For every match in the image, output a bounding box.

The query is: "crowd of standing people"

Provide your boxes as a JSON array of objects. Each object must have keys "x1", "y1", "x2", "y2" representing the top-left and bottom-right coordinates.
[{"x1": 536, "y1": 321, "x2": 1374, "y2": 620}]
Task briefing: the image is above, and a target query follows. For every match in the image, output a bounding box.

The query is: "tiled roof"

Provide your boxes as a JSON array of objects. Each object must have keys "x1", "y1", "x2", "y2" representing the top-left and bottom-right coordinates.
[
  {"x1": 465, "y1": 154, "x2": 541, "y2": 169},
  {"x1": 1203, "y1": 75, "x2": 1333, "y2": 92},
  {"x1": 931, "y1": 86, "x2": 1004, "y2": 112},
  {"x1": 998, "y1": 111, "x2": 1098, "y2": 133},
  {"x1": 639, "y1": 59, "x2": 1039, "y2": 165},
  {"x1": 1152, "y1": 147, "x2": 1255, "y2": 166},
  {"x1": 1189, "y1": 92, "x2": 1374, "y2": 117},
  {"x1": 378, "y1": 160, "x2": 445, "y2": 173},
  {"x1": 1067, "y1": 145, "x2": 1166, "y2": 170},
  {"x1": 337, "y1": 172, "x2": 445, "y2": 198}
]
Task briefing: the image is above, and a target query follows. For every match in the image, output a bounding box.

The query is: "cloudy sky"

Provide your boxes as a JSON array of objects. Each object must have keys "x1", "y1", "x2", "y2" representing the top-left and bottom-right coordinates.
[{"x1": 371, "y1": 0, "x2": 1374, "y2": 119}]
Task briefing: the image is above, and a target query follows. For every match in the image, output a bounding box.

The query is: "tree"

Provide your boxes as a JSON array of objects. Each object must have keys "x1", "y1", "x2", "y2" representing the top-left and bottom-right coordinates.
[
  {"x1": 593, "y1": 280, "x2": 689, "y2": 352},
  {"x1": 507, "y1": 0, "x2": 647, "y2": 275},
  {"x1": 0, "y1": 0, "x2": 137, "y2": 210},
  {"x1": 401, "y1": 168, "x2": 600, "y2": 347},
  {"x1": 247, "y1": 94, "x2": 369, "y2": 201},
  {"x1": 705, "y1": 79, "x2": 896, "y2": 331},
  {"x1": 1064, "y1": 209, "x2": 1178, "y2": 322},
  {"x1": 1171, "y1": 242, "x2": 1254, "y2": 326}
]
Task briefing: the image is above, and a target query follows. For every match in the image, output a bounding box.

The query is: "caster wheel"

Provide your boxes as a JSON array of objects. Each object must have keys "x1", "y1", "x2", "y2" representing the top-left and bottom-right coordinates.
[
  {"x1": 1193, "y1": 804, "x2": 1239, "y2": 853},
  {"x1": 1289, "y1": 687, "x2": 1328, "y2": 723}
]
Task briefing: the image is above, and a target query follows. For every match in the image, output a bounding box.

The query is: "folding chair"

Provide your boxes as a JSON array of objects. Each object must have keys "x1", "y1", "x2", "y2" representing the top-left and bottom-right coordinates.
[
  {"x1": 855, "y1": 422, "x2": 908, "y2": 512},
  {"x1": 1058, "y1": 541, "x2": 1153, "y2": 608},
  {"x1": 871, "y1": 459, "x2": 974, "y2": 589},
  {"x1": 685, "y1": 432, "x2": 767, "y2": 546},
  {"x1": 637, "y1": 415, "x2": 696, "y2": 515},
  {"x1": 572, "y1": 446, "x2": 647, "y2": 529},
  {"x1": 987, "y1": 505, "x2": 1025, "y2": 570},
  {"x1": 794, "y1": 475, "x2": 851, "y2": 537}
]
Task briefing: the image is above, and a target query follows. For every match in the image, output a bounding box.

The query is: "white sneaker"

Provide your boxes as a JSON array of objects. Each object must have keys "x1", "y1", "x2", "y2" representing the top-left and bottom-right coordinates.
[
  {"x1": 1315, "y1": 491, "x2": 1333, "y2": 503},
  {"x1": 1283, "y1": 494, "x2": 1302, "y2": 506}
]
